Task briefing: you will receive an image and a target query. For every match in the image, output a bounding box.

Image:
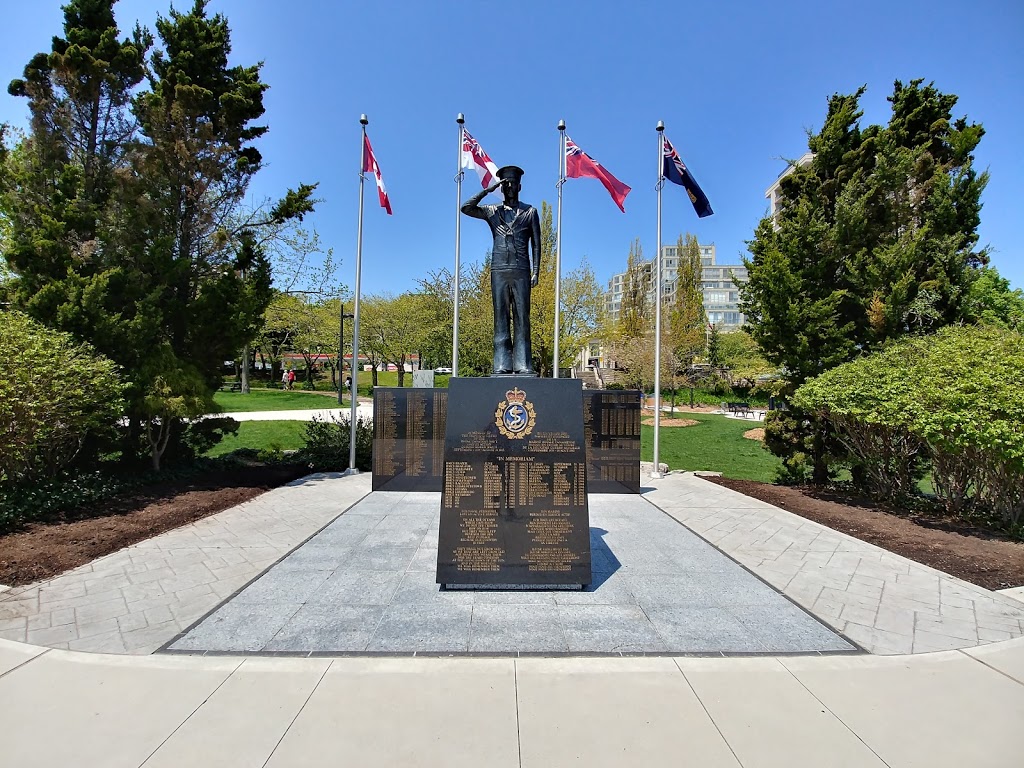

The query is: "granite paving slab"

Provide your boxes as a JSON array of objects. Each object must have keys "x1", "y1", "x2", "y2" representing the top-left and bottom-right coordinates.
[
  {"x1": 0, "y1": 472, "x2": 373, "y2": 654},
  {"x1": 645, "y1": 472, "x2": 1024, "y2": 655},
  {"x1": 167, "y1": 491, "x2": 857, "y2": 655}
]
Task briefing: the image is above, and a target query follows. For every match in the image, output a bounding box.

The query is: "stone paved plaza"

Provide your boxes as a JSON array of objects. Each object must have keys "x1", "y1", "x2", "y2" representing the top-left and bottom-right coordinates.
[
  {"x1": 2, "y1": 471, "x2": 1023, "y2": 656},
  {"x1": 167, "y1": 492, "x2": 854, "y2": 655},
  {"x1": 2, "y1": 469, "x2": 1024, "y2": 767}
]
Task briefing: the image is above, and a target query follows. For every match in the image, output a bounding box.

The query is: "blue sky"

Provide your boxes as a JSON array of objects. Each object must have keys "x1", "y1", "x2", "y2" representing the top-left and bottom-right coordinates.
[{"x1": 2, "y1": 0, "x2": 1021, "y2": 295}]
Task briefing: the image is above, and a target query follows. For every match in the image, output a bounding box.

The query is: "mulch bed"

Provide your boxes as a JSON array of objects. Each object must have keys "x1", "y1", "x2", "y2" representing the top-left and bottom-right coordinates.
[
  {"x1": 5, "y1": 463, "x2": 1022, "y2": 594},
  {"x1": 702, "y1": 476, "x2": 1024, "y2": 591},
  {"x1": 0, "y1": 464, "x2": 308, "y2": 587}
]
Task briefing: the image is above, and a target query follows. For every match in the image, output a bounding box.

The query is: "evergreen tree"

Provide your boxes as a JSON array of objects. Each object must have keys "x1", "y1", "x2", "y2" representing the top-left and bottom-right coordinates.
[
  {"x1": 743, "y1": 80, "x2": 986, "y2": 385},
  {"x1": 2, "y1": 0, "x2": 150, "y2": 320},
  {"x1": 706, "y1": 324, "x2": 722, "y2": 368},
  {"x1": 2, "y1": 0, "x2": 317, "y2": 469},
  {"x1": 742, "y1": 79, "x2": 988, "y2": 481}
]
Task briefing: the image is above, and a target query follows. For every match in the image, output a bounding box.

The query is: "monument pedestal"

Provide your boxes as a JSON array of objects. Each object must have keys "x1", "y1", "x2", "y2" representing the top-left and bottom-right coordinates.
[{"x1": 436, "y1": 377, "x2": 592, "y2": 587}]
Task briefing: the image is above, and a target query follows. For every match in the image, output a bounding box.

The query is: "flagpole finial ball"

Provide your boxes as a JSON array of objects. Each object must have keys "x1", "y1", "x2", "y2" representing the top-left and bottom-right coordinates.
[
  {"x1": 359, "y1": 114, "x2": 369, "y2": 126},
  {"x1": 656, "y1": 121, "x2": 664, "y2": 132},
  {"x1": 457, "y1": 113, "x2": 465, "y2": 124},
  {"x1": 558, "y1": 119, "x2": 566, "y2": 131}
]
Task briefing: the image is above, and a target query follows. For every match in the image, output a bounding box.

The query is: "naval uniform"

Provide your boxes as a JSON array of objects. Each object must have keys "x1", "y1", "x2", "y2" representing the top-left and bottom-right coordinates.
[{"x1": 461, "y1": 187, "x2": 541, "y2": 374}]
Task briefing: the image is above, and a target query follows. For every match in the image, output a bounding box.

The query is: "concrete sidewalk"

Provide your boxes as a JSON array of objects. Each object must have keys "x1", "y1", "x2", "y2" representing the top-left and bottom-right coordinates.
[
  {"x1": 2, "y1": 470, "x2": 1023, "y2": 764},
  {"x1": 1, "y1": 636, "x2": 1021, "y2": 767},
  {"x1": 220, "y1": 402, "x2": 373, "y2": 422}
]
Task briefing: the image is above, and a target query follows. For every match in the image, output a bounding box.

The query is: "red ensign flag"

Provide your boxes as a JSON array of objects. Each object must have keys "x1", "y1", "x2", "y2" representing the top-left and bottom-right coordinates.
[{"x1": 565, "y1": 135, "x2": 631, "y2": 212}]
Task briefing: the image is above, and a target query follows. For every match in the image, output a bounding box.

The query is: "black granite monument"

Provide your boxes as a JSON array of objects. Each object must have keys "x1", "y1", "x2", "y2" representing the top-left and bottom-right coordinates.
[
  {"x1": 436, "y1": 377, "x2": 592, "y2": 587},
  {"x1": 371, "y1": 387, "x2": 641, "y2": 495},
  {"x1": 371, "y1": 387, "x2": 447, "y2": 491},
  {"x1": 583, "y1": 390, "x2": 642, "y2": 493}
]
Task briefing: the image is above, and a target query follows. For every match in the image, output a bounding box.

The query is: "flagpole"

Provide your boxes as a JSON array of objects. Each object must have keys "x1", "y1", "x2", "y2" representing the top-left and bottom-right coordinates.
[
  {"x1": 554, "y1": 119, "x2": 566, "y2": 379},
  {"x1": 346, "y1": 114, "x2": 369, "y2": 476},
  {"x1": 453, "y1": 114, "x2": 465, "y2": 378},
  {"x1": 652, "y1": 121, "x2": 665, "y2": 480}
]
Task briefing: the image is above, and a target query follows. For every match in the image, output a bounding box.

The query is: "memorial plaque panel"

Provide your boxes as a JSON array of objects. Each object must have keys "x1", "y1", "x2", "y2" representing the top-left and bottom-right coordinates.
[
  {"x1": 372, "y1": 387, "x2": 447, "y2": 491},
  {"x1": 583, "y1": 390, "x2": 642, "y2": 493},
  {"x1": 436, "y1": 377, "x2": 591, "y2": 586}
]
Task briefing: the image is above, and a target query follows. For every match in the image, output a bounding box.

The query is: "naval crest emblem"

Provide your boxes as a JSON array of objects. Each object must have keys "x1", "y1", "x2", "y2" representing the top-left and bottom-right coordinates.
[{"x1": 494, "y1": 386, "x2": 536, "y2": 439}]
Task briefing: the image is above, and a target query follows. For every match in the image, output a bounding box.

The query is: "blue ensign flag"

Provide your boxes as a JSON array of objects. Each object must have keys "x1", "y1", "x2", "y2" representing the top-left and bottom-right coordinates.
[{"x1": 662, "y1": 135, "x2": 713, "y2": 218}]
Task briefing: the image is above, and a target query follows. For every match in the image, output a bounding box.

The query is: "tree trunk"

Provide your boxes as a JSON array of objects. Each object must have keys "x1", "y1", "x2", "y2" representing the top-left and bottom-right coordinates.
[
  {"x1": 811, "y1": 420, "x2": 829, "y2": 485},
  {"x1": 241, "y1": 344, "x2": 251, "y2": 394},
  {"x1": 122, "y1": 414, "x2": 142, "y2": 467}
]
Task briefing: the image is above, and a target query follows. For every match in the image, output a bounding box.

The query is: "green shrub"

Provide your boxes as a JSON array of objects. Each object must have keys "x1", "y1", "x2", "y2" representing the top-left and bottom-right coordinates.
[
  {"x1": 183, "y1": 417, "x2": 240, "y2": 457},
  {"x1": 0, "y1": 311, "x2": 125, "y2": 486},
  {"x1": 794, "y1": 344, "x2": 928, "y2": 499},
  {"x1": 0, "y1": 470, "x2": 131, "y2": 531},
  {"x1": 795, "y1": 325, "x2": 1024, "y2": 523},
  {"x1": 908, "y1": 326, "x2": 1024, "y2": 523},
  {"x1": 763, "y1": 410, "x2": 813, "y2": 484},
  {"x1": 300, "y1": 414, "x2": 373, "y2": 472}
]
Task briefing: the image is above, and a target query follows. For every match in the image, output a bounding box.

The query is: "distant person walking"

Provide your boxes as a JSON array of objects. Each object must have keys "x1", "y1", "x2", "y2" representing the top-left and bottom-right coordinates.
[
  {"x1": 287, "y1": 369, "x2": 296, "y2": 390},
  {"x1": 281, "y1": 368, "x2": 289, "y2": 389}
]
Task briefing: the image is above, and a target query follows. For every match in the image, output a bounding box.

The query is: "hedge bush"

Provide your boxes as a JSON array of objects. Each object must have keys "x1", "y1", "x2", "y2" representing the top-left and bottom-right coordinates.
[
  {"x1": 795, "y1": 325, "x2": 1024, "y2": 524},
  {"x1": 300, "y1": 414, "x2": 374, "y2": 472},
  {"x1": 0, "y1": 311, "x2": 125, "y2": 486}
]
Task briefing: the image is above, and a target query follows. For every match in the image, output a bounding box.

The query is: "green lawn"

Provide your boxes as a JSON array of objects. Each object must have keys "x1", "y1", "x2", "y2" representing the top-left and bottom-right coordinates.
[
  {"x1": 213, "y1": 390, "x2": 348, "y2": 412},
  {"x1": 353, "y1": 370, "x2": 451, "y2": 396},
  {"x1": 204, "y1": 421, "x2": 308, "y2": 457},
  {"x1": 203, "y1": 409, "x2": 777, "y2": 481},
  {"x1": 641, "y1": 412, "x2": 781, "y2": 482}
]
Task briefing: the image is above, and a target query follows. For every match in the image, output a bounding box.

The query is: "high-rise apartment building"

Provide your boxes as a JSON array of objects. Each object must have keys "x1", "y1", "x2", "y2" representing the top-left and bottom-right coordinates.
[
  {"x1": 765, "y1": 152, "x2": 814, "y2": 223},
  {"x1": 604, "y1": 243, "x2": 748, "y2": 330}
]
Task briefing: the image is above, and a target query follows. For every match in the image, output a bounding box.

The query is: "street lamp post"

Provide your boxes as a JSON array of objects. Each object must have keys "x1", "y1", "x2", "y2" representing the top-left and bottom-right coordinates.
[{"x1": 338, "y1": 305, "x2": 355, "y2": 405}]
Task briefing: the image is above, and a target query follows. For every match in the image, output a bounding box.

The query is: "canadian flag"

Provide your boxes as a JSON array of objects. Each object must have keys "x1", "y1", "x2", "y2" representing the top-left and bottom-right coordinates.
[
  {"x1": 362, "y1": 133, "x2": 392, "y2": 215},
  {"x1": 460, "y1": 127, "x2": 499, "y2": 189}
]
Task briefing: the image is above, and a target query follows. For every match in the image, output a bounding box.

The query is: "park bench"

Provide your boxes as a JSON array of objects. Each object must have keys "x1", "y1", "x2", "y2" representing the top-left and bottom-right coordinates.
[
  {"x1": 220, "y1": 381, "x2": 242, "y2": 392},
  {"x1": 726, "y1": 402, "x2": 753, "y2": 417}
]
